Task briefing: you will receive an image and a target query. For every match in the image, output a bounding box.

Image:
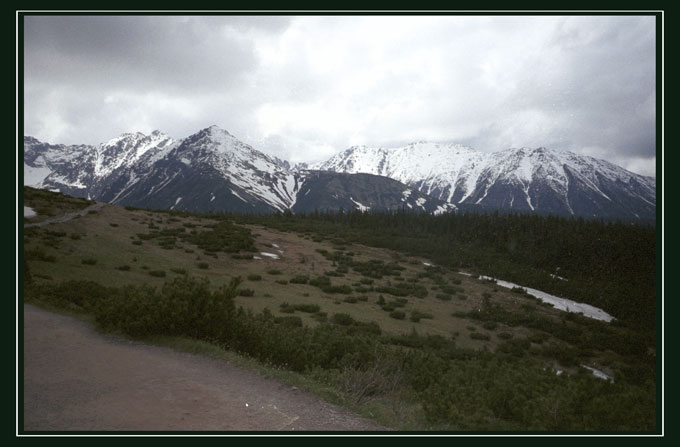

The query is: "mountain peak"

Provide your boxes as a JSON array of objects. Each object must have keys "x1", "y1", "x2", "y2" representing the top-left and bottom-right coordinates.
[
  {"x1": 203, "y1": 125, "x2": 233, "y2": 136},
  {"x1": 103, "y1": 131, "x2": 147, "y2": 147}
]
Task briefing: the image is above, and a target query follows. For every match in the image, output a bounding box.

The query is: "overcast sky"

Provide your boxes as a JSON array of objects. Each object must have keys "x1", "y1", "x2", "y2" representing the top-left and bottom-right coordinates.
[{"x1": 23, "y1": 15, "x2": 657, "y2": 176}]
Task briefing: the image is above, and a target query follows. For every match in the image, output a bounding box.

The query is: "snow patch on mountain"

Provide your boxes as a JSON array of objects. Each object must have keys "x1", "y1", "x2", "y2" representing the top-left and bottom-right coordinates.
[
  {"x1": 350, "y1": 197, "x2": 370, "y2": 212},
  {"x1": 24, "y1": 163, "x2": 52, "y2": 186}
]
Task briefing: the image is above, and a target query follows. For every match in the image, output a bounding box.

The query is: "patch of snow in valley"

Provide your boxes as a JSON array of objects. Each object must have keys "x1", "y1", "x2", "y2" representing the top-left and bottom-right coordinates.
[
  {"x1": 458, "y1": 272, "x2": 613, "y2": 322},
  {"x1": 260, "y1": 252, "x2": 280, "y2": 260},
  {"x1": 170, "y1": 197, "x2": 182, "y2": 210},
  {"x1": 24, "y1": 206, "x2": 37, "y2": 218},
  {"x1": 253, "y1": 256, "x2": 262, "y2": 260},
  {"x1": 581, "y1": 365, "x2": 614, "y2": 382},
  {"x1": 477, "y1": 275, "x2": 613, "y2": 322}
]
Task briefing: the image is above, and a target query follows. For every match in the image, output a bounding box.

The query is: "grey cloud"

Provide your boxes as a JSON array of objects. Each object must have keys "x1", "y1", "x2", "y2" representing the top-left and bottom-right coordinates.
[
  {"x1": 24, "y1": 16, "x2": 290, "y2": 93},
  {"x1": 23, "y1": 15, "x2": 657, "y2": 176}
]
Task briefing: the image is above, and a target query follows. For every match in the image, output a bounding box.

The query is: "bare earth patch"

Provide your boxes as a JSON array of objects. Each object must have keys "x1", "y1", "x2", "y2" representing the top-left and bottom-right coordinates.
[{"x1": 22, "y1": 304, "x2": 385, "y2": 432}]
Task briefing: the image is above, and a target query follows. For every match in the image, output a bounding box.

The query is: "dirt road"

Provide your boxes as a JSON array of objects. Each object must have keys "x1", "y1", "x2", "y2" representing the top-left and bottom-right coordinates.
[{"x1": 22, "y1": 304, "x2": 385, "y2": 432}]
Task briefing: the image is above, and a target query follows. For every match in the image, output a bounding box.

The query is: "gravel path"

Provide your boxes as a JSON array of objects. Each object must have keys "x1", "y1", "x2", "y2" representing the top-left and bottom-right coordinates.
[
  {"x1": 23, "y1": 202, "x2": 105, "y2": 228},
  {"x1": 22, "y1": 304, "x2": 385, "y2": 432}
]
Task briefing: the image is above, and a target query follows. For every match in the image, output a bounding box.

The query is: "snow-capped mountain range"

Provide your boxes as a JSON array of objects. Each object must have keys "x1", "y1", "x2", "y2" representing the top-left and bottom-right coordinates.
[
  {"x1": 311, "y1": 142, "x2": 656, "y2": 220},
  {"x1": 23, "y1": 126, "x2": 450, "y2": 214},
  {"x1": 23, "y1": 126, "x2": 656, "y2": 219}
]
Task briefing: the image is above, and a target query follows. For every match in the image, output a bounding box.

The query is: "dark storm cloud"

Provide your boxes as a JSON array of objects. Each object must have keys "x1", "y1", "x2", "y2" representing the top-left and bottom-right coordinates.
[
  {"x1": 22, "y1": 15, "x2": 658, "y2": 176},
  {"x1": 24, "y1": 16, "x2": 282, "y2": 91}
]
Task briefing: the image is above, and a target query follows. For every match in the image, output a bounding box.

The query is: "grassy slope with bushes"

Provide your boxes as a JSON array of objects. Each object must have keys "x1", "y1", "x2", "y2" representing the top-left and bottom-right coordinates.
[{"x1": 21, "y1": 187, "x2": 658, "y2": 431}]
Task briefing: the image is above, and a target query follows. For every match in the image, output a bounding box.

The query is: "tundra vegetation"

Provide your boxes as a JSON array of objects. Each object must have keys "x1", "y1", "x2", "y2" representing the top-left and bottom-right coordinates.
[{"x1": 22, "y1": 186, "x2": 657, "y2": 431}]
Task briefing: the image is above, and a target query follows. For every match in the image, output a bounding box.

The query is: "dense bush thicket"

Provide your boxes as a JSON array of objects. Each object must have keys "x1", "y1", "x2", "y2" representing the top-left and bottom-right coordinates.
[{"x1": 24, "y1": 276, "x2": 656, "y2": 431}]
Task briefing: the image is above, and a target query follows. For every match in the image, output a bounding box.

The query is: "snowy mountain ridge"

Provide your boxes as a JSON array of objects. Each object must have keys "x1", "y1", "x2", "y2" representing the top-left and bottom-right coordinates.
[
  {"x1": 312, "y1": 142, "x2": 656, "y2": 220},
  {"x1": 23, "y1": 128, "x2": 656, "y2": 219}
]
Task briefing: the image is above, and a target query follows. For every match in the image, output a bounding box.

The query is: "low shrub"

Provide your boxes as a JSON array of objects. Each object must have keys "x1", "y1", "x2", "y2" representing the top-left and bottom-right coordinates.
[
  {"x1": 323, "y1": 285, "x2": 353, "y2": 295},
  {"x1": 312, "y1": 312, "x2": 328, "y2": 322},
  {"x1": 247, "y1": 274, "x2": 262, "y2": 281},
  {"x1": 116, "y1": 265, "x2": 131, "y2": 271},
  {"x1": 81, "y1": 258, "x2": 97, "y2": 265},
  {"x1": 294, "y1": 303, "x2": 321, "y2": 313},
  {"x1": 25, "y1": 248, "x2": 57, "y2": 262},
  {"x1": 410, "y1": 311, "x2": 434, "y2": 323},
  {"x1": 528, "y1": 332, "x2": 548, "y2": 344},
  {"x1": 238, "y1": 288, "x2": 255, "y2": 297},
  {"x1": 497, "y1": 338, "x2": 531, "y2": 357},
  {"x1": 149, "y1": 270, "x2": 166, "y2": 278},
  {"x1": 390, "y1": 310, "x2": 406, "y2": 320},
  {"x1": 331, "y1": 313, "x2": 355, "y2": 326},
  {"x1": 274, "y1": 316, "x2": 303, "y2": 327},
  {"x1": 197, "y1": 262, "x2": 209, "y2": 269},
  {"x1": 483, "y1": 321, "x2": 498, "y2": 331},
  {"x1": 441, "y1": 285, "x2": 464, "y2": 295},
  {"x1": 289, "y1": 275, "x2": 309, "y2": 284},
  {"x1": 374, "y1": 282, "x2": 428, "y2": 299},
  {"x1": 280, "y1": 302, "x2": 295, "y2": 313},
  {"x1": 470, "y1": 332, "x2": 490, "y2": 341}
]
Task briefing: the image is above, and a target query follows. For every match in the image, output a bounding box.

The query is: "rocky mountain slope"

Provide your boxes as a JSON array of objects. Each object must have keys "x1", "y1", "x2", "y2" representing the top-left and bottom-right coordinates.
[{"x1": 312, "y1": 142, "x2": 656, "y2": 220}]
